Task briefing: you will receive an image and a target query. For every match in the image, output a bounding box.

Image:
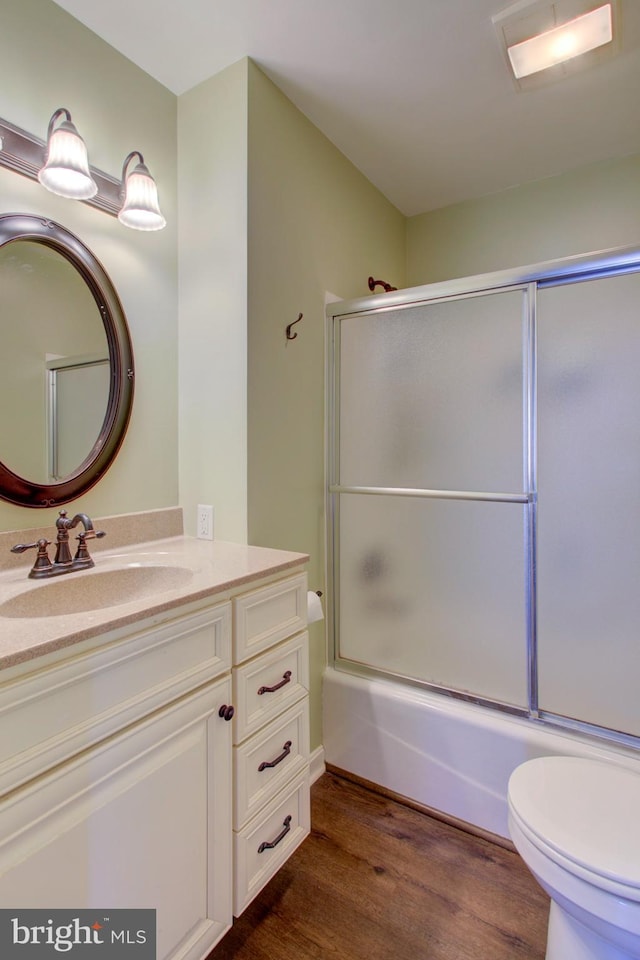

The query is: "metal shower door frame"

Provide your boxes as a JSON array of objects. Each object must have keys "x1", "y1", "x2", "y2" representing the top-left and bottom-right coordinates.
[{"x1": 326, "y1": 244, "x2": 640, "y2": 750}]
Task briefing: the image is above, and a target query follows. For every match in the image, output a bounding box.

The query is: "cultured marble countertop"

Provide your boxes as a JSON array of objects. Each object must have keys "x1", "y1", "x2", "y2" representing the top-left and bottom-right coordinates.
[{"x1": 0, "y1": 535, "x2": 308, "y2": 671}]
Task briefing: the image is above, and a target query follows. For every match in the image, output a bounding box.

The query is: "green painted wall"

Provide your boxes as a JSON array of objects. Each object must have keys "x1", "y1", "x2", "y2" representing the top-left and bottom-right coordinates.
[
  {"x1": 0, "y1": 0, "x2": 178, "y2": 533},
  {"x1": 178, "y1": 61, "x2": 248, "y2": 542},
  {"x1": 407, "y1": 153, "x2": 640, "y2": 286},
  {"x1": 246, "y1": 62, "x2": 406, "y2": 749}
]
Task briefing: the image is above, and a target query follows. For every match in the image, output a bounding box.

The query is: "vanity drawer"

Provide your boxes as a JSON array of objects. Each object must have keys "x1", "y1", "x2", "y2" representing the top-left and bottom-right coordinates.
[
  {"x1": 233, "y1": 768, "x2": 310, "y2": 916},
  {"x1": 232, "y1": 632, "x2": 309, "y2": 744},
  {"x1": 233, "y1": 573, "x2": 307, "y2": 663},
  {"x1": 0, "y1": 601, "x2": 231, "y2": 796},
  {"x1": 234, "y1": 698, "x2": 309, "y2": 829}
]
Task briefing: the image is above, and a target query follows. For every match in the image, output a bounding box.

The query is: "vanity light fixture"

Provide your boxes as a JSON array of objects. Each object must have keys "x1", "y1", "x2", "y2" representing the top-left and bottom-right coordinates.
[
  {"x1": 0, "y1": 111, "x2": 166, "y2": 229},
  {"x1": 118, "y1": 151, "x2": 166, "y2": 231},
  {"x1": 37, "y1": 108, "x2": 97, "y2": 200},
  {"x1": 507, "y1": 3, "x2": 613, "y2": 78}
]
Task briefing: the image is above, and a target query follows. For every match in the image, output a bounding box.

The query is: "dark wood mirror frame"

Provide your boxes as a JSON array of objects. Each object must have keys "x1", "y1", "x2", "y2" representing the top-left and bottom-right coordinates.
[{"x1": 0, "y1": 213, "x2": 134, "y2": 507}]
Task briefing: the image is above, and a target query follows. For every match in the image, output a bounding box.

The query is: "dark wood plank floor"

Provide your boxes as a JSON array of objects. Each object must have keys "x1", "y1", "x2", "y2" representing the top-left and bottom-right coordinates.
[{"x1": 211, "y1": 771, "x2": 549, "y2": 960}]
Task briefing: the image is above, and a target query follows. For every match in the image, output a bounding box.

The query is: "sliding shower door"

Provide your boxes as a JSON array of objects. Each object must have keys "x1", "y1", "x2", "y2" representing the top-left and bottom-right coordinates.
[
  {"x1": 536, "y1": 271, "x2": 640, "y2": 737},
  {"x1": 332, "y1": 288, "x2": 532, "y2": 709},
  {"x1": 329, "y1": 251, "x2": 640, "y2": 744}
]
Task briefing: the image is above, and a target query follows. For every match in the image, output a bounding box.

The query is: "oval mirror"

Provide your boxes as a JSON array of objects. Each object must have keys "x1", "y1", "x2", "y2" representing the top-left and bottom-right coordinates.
[{"x1": 0, "y1": 214, "x2": 134, "y2": 507}]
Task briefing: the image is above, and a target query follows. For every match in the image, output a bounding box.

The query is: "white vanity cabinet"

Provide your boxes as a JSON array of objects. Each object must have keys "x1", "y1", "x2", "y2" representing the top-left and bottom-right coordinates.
[
  {"x1": 0, "y1": 679, "x2": 232, "y2": 960},
  {"x1": 0, "y1": 550, "x2": 310, "y2": 960},
  {"x1": 0, "y1": 599, "x2": 235, "y2": 960},
  {"x1": 231, "y1": 573, "x2": 311, "y2": 915}
]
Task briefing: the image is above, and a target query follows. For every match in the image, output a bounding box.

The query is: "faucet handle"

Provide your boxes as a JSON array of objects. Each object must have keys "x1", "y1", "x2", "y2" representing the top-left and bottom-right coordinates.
[
  {"x1": 11, "y1": 540, "x2": 36, "y2": 554},
  {"x1": 11, "y1": 537, "x2": 51, "y2": 554},
  {"x1": 76, "y1": 530, "x2": 107, "y2": 549},
  {"x1": 10, "y1": 538, "x2": 53, "y2": 577},
  {"x1": 73, "y1": 529, "x2": 106, "y2": 565}
]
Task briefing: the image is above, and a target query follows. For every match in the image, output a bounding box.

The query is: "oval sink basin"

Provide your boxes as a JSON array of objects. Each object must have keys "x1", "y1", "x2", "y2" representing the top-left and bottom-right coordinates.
[{"x1": 0, "y1": 565, "x2": 194, "y2": 619}]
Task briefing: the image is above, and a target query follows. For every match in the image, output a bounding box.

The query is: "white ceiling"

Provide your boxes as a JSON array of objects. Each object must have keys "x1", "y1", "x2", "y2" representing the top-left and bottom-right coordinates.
[{"x1": 51, "y1": 0, "x2": 640, "y2": 216}]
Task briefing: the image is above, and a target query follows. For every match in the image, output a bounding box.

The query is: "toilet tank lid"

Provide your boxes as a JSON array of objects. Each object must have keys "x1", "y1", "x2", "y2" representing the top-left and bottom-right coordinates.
[{"x1": 509, "y1": 756, "x2": 640, "y2": 887}]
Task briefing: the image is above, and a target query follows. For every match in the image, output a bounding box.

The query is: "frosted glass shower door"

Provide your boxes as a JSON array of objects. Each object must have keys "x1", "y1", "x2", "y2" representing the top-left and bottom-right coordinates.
[
  {"x1": 537, "y1": 273, "x2": 640, "y2": 736},
  {"x1": 338, "y1": 495, "x2": 528, "y2": 704},
  {"x1": 334, "y1": 289, "x2": 530, "y2": 708},
  {"x1": 338, "y1": 292, "x2": 527, "y2": 493}
]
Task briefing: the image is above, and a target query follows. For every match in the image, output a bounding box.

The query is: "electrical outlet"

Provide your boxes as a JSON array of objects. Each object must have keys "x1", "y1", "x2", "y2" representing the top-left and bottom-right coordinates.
[{"x1": 197, "y1": 504, "x2": 214, "y2": 540}]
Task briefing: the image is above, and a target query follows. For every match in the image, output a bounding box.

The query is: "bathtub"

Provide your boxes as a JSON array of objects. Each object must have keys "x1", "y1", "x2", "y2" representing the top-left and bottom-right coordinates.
[{"x1": 322, "y1": 666, "x2": 640, "y2": 840}]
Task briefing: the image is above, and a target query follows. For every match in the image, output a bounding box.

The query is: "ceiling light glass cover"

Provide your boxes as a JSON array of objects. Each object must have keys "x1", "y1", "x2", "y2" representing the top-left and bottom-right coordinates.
[
  {"x1": 118, "y1": 151, "x2": 166, "y2": 231},
  {"x1": 507, "y1": 4, "x2": 613, "y2": 79},
  {"x1": 38, "y1": 108, "x2": 98, "y2": 200}
]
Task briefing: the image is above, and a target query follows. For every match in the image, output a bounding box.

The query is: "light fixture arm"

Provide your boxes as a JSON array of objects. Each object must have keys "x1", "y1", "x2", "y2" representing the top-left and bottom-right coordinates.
[
  {"x1": 121, "y1": 150, "x2": 145, "y2": 184},
  {"x1": 46, "y1": 108, "x2": 73, "y2": 140}
]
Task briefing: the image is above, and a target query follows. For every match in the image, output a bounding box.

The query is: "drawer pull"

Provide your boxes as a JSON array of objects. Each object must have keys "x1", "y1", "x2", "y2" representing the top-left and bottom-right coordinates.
[
  {"x1": 258, "y1": 815, "x2": 292, "y2": 854},
  {"x1": 218, "y1": 704, "x2": 235, "y2": 721},
  {"x1": 258, "y1": 740, "x2": 292, "y2": 772},
  {"x1": 258, "y1": 670, "x2": 292, "y2": 695}
]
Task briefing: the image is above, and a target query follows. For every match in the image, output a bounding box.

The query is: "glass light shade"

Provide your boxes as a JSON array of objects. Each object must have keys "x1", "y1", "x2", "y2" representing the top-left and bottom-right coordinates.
[
  {"x1": 118, "y1": 159, "x2": 166, "y2": 231},
  {"x1": 38, "y1": 119, "x2": 98, "y2": 200},
  {"x1": 507, "y1": 4, "x2": 612, "y2": 79}
]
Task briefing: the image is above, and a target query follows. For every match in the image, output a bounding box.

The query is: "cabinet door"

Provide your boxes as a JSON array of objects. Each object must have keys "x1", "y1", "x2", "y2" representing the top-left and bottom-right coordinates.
[{"x1": 0, "y1": 678, "x2": 233, "y2": 960}]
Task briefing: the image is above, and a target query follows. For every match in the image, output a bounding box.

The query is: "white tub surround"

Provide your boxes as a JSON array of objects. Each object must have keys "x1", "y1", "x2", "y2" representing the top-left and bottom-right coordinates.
[{"x1": 323, "y1": 668, "x2": 640, "y2": 842}]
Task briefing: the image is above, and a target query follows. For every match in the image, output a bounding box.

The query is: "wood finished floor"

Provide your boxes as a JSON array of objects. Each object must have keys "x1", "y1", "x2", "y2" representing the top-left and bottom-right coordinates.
[{"x1": 211, "y1": 771, "x2": 549, "y2": 960}]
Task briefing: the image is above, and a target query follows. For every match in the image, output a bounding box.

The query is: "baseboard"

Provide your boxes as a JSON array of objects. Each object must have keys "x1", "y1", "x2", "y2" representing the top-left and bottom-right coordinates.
[
  {"x1": 326, "y1": 763, "x2": 516, "y2": 852},
  {"x1": 309, "y1": 745, "x2": 325, "y2": 784}
]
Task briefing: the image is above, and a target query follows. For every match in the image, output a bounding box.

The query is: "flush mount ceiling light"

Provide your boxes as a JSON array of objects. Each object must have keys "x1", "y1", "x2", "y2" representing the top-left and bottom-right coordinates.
[
  {"x1": 0, "y1": 110, "x2": 166, "y2": 230},
  {"x1": 38, "y1": 108, "x2": 98, "y2": 200},
  {"x1": 508, "y1": 4, "x2": 612, "y2": 78},
  {"x1": 493, "y1": 0, "x2": 619, "y2": 88},
  {"x1": 118, "y1": 151, "x2": 166, "y2": 231}
]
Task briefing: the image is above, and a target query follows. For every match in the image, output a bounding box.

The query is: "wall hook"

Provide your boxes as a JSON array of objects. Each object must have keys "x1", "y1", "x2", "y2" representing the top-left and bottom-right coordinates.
[
  {"x1": 368, "y1": 276, "x2": 397, "y2": 293},
  {"x1": 286, "y1": 312, "x2": 303, "y2": 340}
]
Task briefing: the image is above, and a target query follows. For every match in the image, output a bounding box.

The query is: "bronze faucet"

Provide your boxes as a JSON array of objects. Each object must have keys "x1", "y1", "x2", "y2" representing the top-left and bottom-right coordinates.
[{"x1": 11, "y1": 510, "x2": 106, "y2": 579}]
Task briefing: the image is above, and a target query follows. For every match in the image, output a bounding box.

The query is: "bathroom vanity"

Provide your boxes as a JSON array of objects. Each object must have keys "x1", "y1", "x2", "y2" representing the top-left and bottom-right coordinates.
[{"x1": 0, "y1": 518, "x2": 310, "y2": 960}]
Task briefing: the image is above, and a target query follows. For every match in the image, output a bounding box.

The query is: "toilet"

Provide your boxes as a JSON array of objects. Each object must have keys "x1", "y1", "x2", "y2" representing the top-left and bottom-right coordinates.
[{"x1": 508, "y1": 756, "x2": 640, "y2": 960}]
